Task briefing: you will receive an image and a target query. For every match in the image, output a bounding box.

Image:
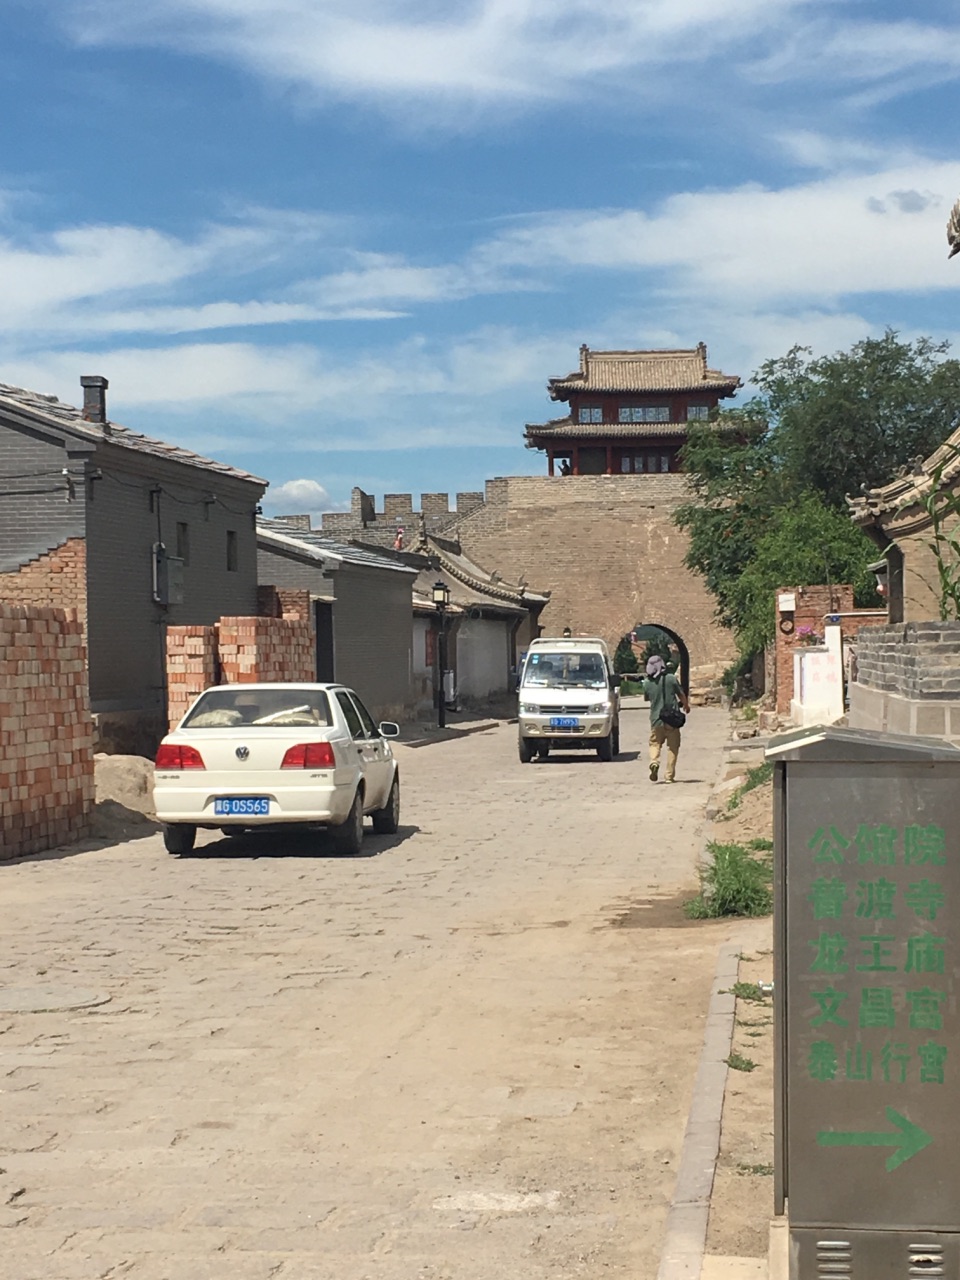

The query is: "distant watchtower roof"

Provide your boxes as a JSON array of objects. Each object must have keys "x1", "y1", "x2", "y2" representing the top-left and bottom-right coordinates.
[{"x1": 547, "y1": 342, "x2": 741, "y2": 402}]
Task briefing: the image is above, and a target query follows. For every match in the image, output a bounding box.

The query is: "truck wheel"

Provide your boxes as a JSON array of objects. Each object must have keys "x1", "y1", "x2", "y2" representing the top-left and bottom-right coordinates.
[
  {"x1": 612, "y1": 724, "x2": 620, "y2": 756},
  {"x1": 537, "y1": 744, "x2": 550, "y2": 760},
  {"x1": 163, "y1": 824, "x2": 196, "y2": 855},
  {"x1": 518, "y1": 737, "x2": 535, "y2": 764},
  {"x1": 596, "y1": 734, "x2": 614, "y2": 762}
]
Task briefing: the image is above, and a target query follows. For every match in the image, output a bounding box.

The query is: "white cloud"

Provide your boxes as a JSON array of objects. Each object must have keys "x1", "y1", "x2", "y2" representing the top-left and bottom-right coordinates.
[
  {"x1": 55, "y1": 0, "x2": 849, "y2": 117},
  {"x1": 264, "y1": 477, "x2": 348, "y2": 516},
  {"x1": 477, "y1": 160, "x2": 960, "y2": 305}
]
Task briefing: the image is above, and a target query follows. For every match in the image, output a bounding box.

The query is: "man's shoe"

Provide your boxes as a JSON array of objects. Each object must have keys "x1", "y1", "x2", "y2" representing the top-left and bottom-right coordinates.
[
  {"x1": 649, "y1": 762, "x2": 659, "y2": 782},
  {"x1": 665, "y1": 776, "x2": 676, "y2": 783}
]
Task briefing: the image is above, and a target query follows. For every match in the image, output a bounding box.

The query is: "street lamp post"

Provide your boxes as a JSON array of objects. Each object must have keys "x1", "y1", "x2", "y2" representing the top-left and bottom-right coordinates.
[{"x1": 432, "y1": 580, "x2": 451, "y2": 729}]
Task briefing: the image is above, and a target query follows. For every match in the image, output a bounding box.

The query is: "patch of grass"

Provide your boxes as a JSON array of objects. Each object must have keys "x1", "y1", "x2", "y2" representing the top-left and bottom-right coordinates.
[
  {"x1": 736, "y1": 1161, "x2": 774, "y2": 1176},
  {"x1": 728, "y1": 981, "x2": 770, "y2": 1003},
  {"x1": 726, "y1": 760, "x2": 774, "y2": 812},
  {"x1": 725, "y1": 1052, "x2": 757, "y2": 1072},
  {"x1": 684, "y1": 842, "x2": 773, "y2": 919},
  {"x1": 620, "y1": 679, "x2": 645, "y2": 696},
  {"x1": 747, "y1": 837, "x2": 774, "y2": 853},
  {"x1": 739, "y1": 702, "x2": 759, "y2": 722}
]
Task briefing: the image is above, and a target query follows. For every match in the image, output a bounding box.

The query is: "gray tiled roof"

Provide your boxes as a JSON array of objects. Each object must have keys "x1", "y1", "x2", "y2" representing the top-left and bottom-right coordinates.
[
  {"x1": 0, "y1": 382, "x2": 266, "y2": 487},
  {"x1": 258, "y1": 517, "x2": 416, "y2": 574},
  {"x1": 548, "y1": 345, "x2": 740, "y2": 399},
  {"x1": 525, "y1": 417, "x2": 689, "y2": 440}
]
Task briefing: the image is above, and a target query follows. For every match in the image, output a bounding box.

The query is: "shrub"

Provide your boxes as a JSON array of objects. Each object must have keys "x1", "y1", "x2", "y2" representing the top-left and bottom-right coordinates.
[{"x1": 686, "y1": 840, "x2": 773, "y2": 918}]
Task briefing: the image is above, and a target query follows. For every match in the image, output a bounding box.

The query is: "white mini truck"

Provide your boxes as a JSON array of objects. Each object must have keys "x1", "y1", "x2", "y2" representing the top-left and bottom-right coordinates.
[
  {"x1": 516, "y1": 636, "x2": 620, "y2": 762},
  {"x1": 153, "y1": 683, "x2": 400, "y2": 855}
]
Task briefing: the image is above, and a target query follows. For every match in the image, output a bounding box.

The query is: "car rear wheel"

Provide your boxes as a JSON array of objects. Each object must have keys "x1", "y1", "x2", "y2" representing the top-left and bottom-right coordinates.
[
  {"x1": 612, "y1": 724, "x2": 620, "y2": 755},
  {"x1": 329, "y1": 789, "x2": 364, "y2": 855},
  {"x1": 163, "y1": 823, "x2": 196, "y2": 855},
  {"x1": 518, "y1": 736, "x2": 535, "y2": 764},
  {"x1": 372, "y1": 775, "x2": 400, "y2": 835},
  {"x1": 596, "y1": 733, "x2": 614, "y2": 762}
]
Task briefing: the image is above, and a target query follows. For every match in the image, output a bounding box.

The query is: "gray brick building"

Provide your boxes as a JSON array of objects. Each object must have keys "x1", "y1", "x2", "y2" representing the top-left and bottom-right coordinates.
[
  {"x1": 0, "y1": 376, "x2": 266, "y2": 751},
  {"x1": 257, "y1": 518, "x2": 417, "y2": 721}
]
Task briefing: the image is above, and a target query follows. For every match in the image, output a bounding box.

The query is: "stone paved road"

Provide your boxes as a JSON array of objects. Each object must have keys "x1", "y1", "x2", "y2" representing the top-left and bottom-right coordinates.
[{"x1": 1, "y1": 706, "x2": 737, "y2": 1279}]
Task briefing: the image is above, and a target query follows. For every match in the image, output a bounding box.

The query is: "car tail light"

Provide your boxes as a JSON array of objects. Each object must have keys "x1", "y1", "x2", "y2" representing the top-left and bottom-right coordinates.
[
  {"x1": 155, "y1": 743, "x2": 206, "y2": 770},
  {"x1": 281, "y1": 741, "x2": 336, "y2": 769}
]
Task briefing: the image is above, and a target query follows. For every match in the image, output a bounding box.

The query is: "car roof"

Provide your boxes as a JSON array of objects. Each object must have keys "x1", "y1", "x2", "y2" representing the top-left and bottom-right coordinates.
[{"x1": 197, "y1": 683, "x2": 350, "y2": 692}]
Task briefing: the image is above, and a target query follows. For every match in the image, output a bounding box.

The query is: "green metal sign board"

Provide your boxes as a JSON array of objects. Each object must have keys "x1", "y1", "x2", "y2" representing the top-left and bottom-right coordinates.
[{"x1": 773, "y1": 732, "x2": 960, "y2": 1237}]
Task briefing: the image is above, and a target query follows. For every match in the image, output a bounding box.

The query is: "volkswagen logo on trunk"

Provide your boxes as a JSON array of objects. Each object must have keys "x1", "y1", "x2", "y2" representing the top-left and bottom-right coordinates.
[{"x1": 236, "y1": 746, "x2": 250, "y2": 761}]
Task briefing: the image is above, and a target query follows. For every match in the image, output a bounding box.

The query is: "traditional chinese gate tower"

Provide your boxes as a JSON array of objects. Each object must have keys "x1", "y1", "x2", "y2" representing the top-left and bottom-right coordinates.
[{"x1": 524, "y1": 343, "x2": 740, "y2": 476}]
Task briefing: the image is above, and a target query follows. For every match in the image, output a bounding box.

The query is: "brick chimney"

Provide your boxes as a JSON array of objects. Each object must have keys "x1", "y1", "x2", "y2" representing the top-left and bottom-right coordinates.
[{"x1": 80, "y1": 375, "x2": 109, "y2": 427}]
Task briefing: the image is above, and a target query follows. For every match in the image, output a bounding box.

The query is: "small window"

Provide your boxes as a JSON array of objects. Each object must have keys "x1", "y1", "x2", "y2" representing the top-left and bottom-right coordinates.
[
  {"x1": 661, "y1": 455, "x2": 670, "y2": 472},
  {"x1": 226, "y1": 529, "x2": 238, "y2": 572},
  {"x1": 579, "y1": 405, "x2": 602, "y2": 423},
  {"x1": 336, "y1": 690, "x2": 364, "y2": 740},
  {"x1": 176, "y1": 522, "x2": 190, "y2": 566},
  {"x1": 687, "y1": 404, "x2": 710, "y2": 422}
]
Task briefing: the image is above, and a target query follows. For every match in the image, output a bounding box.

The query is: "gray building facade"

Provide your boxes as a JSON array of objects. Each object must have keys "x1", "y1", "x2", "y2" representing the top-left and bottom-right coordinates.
[
  {"x1": 257, "y1": 519, "x2": 417, "y2": 721},
  {"x1": 0, "y1": 377, "x2": 266, "y2": 750}
]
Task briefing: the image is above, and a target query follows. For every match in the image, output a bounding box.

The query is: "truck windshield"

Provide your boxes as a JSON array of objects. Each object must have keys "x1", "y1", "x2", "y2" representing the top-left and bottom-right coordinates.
[{"x1": 522, "y1": 652, "x2": 607, "y2": 690}]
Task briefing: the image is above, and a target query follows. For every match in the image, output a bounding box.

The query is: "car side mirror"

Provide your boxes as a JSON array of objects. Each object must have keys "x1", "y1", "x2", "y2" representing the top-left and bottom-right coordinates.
[{"x1": 379, "y1": 721, "x2": 400, "y2": 738}]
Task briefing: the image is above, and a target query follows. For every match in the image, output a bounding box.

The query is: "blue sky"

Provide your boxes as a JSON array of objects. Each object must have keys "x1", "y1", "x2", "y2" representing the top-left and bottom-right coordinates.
[{"x1": 3, "y1": 0, "x2": 960, "y2": 518}]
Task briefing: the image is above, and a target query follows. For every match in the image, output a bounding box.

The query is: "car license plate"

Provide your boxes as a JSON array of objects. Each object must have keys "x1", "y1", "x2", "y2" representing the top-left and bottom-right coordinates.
[
  {"x1": 213, "y1": 797, "x2": 270, "y2": 816},
  {"x1": 549, "y1": 717, "x2": 580, "y2": 728}
]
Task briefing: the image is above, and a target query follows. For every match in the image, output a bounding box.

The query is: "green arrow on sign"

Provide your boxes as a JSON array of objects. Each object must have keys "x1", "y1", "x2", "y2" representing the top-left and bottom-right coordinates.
[{"x1": 817, "y1": 1106, "x2": 933, "y2": 1172}]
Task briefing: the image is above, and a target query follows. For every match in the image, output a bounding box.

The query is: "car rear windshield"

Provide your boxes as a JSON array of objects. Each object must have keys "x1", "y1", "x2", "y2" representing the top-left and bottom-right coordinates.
[
  {"x1": 182, "y1": 688, "x2": 333, "y2": 729},
  {"x1": 521, "y1": 651, "x2": 608, "y2": 689}
]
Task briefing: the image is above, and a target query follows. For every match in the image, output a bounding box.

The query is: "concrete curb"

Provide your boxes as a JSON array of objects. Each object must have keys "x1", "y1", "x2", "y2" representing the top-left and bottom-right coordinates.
[{"x1": 656, "y1": 940, "x2": 743, "y2": 1280}]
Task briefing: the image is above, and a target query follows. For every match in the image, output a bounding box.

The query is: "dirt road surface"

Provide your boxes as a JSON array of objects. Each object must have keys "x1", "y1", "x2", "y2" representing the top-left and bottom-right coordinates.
[{"x1": 1, "y1": 705, "x2": 741, "y2": 1279}]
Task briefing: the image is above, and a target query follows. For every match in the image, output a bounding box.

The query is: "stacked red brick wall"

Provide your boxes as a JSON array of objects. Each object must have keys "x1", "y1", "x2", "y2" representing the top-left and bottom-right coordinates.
[
  {"x1": 166, "y1": 625, "x2": 218, "y2": 728},
  {"x1": 165, "y1": 616, "x2": 316, "y2": 727},
  {"x1": 216, "y1": 616, "x2": 315, "y2": 685},
  {"x1": 0, "y1": 537, "x2": 87, "y2": 621},
  {"x1": 276, "y1": 589, "x2": 311, "y2": 622},
  {"x1": 0, "y1": 603, "x2": 94, "y2": 860}
]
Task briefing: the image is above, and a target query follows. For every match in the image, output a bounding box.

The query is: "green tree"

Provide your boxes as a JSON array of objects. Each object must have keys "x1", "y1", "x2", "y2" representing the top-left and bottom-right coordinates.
[
  {"x1": 677, "y1": 331, "x2": 955, "y2": 654},
  {"x1": 759, "y1": 332, "x2": 960, "y2": 509},
  {"x1": 613, "y1": 635, "x2": 639, "y2": 674},
  {"x1": 726, "y1": 494, "x2": 879, "y2": 654}
]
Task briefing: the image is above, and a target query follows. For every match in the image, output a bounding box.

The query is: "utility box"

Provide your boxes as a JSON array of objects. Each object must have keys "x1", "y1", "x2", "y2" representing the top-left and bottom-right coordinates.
[{"x1": 767, "y1": 724, "x2": 960, "y2": 1278}]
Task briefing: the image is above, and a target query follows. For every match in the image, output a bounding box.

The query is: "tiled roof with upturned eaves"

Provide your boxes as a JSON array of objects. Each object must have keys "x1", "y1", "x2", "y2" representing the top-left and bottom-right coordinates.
[
  {"x1": 524, "y1": 416, "x2": 690, "y2": 442},
  {"x1": 547, "y1": 344, "x2": 740, "y2": 400},
  {"x1": 0, "y1": 382, "x2": 266, "y2": 487}
]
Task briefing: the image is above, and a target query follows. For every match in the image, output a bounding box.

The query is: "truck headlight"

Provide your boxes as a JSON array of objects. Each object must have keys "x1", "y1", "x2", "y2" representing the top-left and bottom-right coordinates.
[
  {"x1": 588, "y1": 702, "x2": 609, "y2": 714},
  {"x1": 520, "y1": 703, "x2": 539, "y2": 715}
]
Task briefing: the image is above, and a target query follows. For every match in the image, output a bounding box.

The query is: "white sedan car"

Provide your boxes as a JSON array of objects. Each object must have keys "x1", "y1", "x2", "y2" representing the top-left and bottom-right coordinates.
[{"x1": 153, "y1": 683, "x2": 400, "y2": 856}]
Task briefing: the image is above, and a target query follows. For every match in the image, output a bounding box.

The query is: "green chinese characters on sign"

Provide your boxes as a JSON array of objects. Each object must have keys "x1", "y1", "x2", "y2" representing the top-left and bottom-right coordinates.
[
  {"x1": 904, "y1": 825, "x2": 947, "y2": 866},
  {"x1": 856, "y1": 824, "x2": 898, "y2": 865}
]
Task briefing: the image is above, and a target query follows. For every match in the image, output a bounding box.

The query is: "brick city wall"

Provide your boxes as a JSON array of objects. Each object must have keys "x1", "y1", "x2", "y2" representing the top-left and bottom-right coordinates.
[
  {"x1": 166, "y1": 615, "x2": 315, "y2": 728},
  {"x1": 0, "y1": 603, "x2": 95, "y2": 860},
  {"x1": 0, "y1": 536, "x2": 87, "y2": 621},
  {"x1": 447, "y1": 475, "x2": 734, "y2": 676},
  {"x1": 321, "y1": 475, "x2": 734, "y2": 675}
]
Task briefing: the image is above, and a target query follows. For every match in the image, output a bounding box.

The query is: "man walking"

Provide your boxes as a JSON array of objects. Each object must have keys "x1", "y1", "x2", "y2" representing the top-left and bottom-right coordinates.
[{"x1": 642, "y1": 655, "x2": 691, "y2": 783}]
